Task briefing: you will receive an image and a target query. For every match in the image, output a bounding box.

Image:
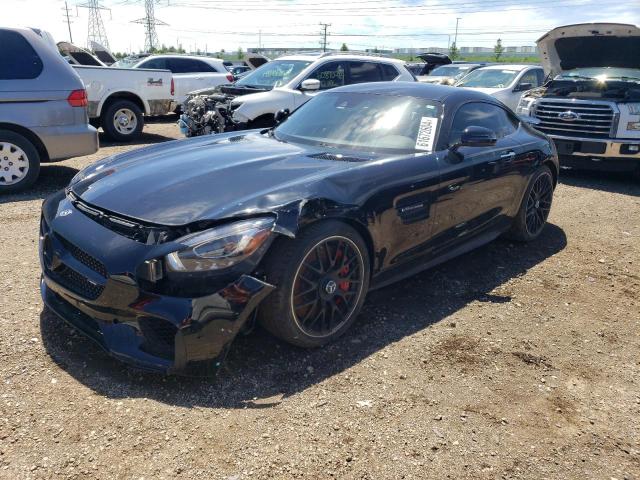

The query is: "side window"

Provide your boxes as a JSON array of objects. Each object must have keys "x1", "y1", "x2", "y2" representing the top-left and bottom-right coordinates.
[
  {"x1": 165, "y1": 58, "x2": 193, "y2": 73},
  {"x1": 348, "y1": 61, "x2": 382, "y2": 84},
  {"x1": 380, "y1": 63, "x2": 400, "y2": 80},
  {"x1": 534, "y1": 68, "x2": 545, "y2": 86},
  {"x1": 0, "y1": 31, "x2": 43, "y2": 80},
  {"x1": 307, "y1": 61, "x2": 346, "y2": 90},
  {"x1": 449, "y1": 102, "x2": 517, "y2": 145},
  {"x1": 137, "y1": 58, "x2": 166, "y2": 70},
  {"x1": 519, "y1": 69, "x2": 541, "y2": 87},
  {"x1": 192, "y1": 60, "x2": 217, "y2": 73}
]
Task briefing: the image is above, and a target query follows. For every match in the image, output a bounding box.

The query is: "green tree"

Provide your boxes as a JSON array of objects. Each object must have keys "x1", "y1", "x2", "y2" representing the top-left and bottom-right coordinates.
[
  {"x1": 340, "y1": 43, "x2": 348, "y2": 51},
  {"x1": 449, "y1": 42, "x2": 459, "y2": 60},
  {"x1": 493, "y1": 38, "x2": 504, "y2": 62},
  {"x1": 237, "y1": 47, "x2": 243, "y2": 59}
]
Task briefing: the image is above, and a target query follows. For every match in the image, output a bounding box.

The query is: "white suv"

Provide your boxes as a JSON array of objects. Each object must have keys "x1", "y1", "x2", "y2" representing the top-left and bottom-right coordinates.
[{"x1": 179, "y1": 52, "x2": 415, "y2": 135}]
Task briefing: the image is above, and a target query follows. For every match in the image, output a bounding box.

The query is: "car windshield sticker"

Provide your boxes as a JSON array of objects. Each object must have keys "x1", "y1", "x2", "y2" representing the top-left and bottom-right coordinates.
[{"x1": 415, "y1": 117, "x2": 438, "y2": 151}]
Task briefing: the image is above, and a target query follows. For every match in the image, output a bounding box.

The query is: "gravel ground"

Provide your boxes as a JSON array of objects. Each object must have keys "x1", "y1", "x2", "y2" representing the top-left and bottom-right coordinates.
[{"x1": 1, "y1": 117, "x2": 639, "y2": 480}]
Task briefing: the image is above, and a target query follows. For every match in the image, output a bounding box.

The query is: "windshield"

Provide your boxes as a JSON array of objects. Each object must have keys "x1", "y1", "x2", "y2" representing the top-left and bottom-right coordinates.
[
  {"x1": 236, "y1": 60, "x2": 311, "y2": 88},
  {"x1": 430, "y1": 65, "x2": 474, "y2": 78},
  {"x1": 275, "y1": 92, "x2": 442, "y2": 153},
  {"x1": 557, "y1": 67, "x2": 640, "y2": 82},
  {"x1": 456, "y1": 69, "x2": 519, "y2": 88},
  {"x1": 111, "y1": 57, "x2": 144, "y2": 68}
]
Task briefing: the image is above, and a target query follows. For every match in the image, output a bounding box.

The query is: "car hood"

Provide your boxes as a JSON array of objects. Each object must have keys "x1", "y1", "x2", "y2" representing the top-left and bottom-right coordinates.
[
  {"x1": 70, "y1": 132, "x2": 359, "y2": 226},
  {"x1": 537, "y1": 23, "x2": 640, "y2": 77}
]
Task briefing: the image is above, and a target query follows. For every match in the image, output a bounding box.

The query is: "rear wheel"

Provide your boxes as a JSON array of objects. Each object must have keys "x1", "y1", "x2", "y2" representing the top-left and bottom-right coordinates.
[
  {"x1": 506, "y1": 165, "x2": 554, "y2": 242},
  {"x1": 0, "y1": 130, "x2": 40, "y2": 194},
  {"x1": 101, "y1": 99, "x2": 144, "y2": 142},
  {"x1": 259, "y1": 221, "x2": 370, "y2": 348}
]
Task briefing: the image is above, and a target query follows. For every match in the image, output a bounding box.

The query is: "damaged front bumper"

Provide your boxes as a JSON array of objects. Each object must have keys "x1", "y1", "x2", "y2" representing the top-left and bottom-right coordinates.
[{"x1": 39, "y1": 192, "x2": 275, "y2": 375}]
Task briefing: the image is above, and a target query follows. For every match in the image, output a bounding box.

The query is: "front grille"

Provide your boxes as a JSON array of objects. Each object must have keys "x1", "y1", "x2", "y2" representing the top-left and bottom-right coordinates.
[
  {"x1": 534, "y1": 100, "x2": 615, "y2": 139},
  {"x1": 57, "y1": 236, "x2": 107, "y2": 278},
  {"x1": 138, "y1": 317, "x2": 177, "y2": 360},
  {"x1": 50, "y1": 266, "x2": 105, "y2": 300}
]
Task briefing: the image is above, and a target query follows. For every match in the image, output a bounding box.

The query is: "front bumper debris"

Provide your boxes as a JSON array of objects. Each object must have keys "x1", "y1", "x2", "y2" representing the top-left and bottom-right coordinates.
[{"x1": 39, "y1": 191, "x2": 275, "y2": 375}]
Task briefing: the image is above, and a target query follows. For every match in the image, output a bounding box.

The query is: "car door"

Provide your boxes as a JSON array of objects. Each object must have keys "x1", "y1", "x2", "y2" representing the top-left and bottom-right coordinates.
[
  {"x1": 293, "y1": 61, "x2": 347, "y2": 109},
  {"x1": 431, "y1": 101, "x2": 521, "y2": 253}
]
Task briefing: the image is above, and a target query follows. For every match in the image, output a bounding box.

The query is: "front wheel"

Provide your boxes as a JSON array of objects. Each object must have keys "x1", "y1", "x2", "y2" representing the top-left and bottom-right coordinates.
[
  {"x1": 101, "y1": 100, "x2": 144, "y2": 142},
  {"x1": 259, "y1": 221, "x2": 371, "y2": 348},
  {"x1": 506, "y1": 165, "x2": 554, "y2": 242},
  {"x1": 0, "y1": 130, "x2": 41, "y2": 194}
]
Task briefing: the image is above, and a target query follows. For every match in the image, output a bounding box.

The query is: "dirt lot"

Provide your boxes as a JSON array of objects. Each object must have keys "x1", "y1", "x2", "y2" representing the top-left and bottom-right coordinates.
[{"x1": 1, "y1": 117, "x2": 639, "y2": 479}]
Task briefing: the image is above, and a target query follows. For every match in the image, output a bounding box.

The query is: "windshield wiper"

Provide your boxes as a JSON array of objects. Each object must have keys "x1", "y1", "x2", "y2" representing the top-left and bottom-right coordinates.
[
  {"x1": 559, "y1": 75, "x2": 597, "y2": 81},
  {"x1": 605, "y1": 76, "x2": 640, "y2": 82}
]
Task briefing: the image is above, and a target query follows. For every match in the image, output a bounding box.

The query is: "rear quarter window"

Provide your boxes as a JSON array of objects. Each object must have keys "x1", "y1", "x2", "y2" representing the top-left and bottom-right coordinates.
[
  {"x1": 380, "y1": 64, "x2": 400, "y2": 80},
  {"x1": 0, "y1": 30, "x2": 44, "y2": 80}
]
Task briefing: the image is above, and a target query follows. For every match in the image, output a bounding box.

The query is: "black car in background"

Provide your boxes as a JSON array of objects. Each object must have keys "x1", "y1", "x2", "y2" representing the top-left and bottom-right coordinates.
[{"x1": 40, "y1": 82, "x2": 559, "y2": 375}]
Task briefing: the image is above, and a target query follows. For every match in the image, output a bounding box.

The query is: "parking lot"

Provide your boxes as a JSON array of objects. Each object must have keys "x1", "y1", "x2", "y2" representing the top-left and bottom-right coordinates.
[{"x1": 1, "y1": 117, "x2": 639, "y2": 479}]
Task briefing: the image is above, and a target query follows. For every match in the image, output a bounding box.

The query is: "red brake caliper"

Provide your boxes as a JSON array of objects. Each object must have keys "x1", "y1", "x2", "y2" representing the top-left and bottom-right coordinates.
[{"x1": 337, "y1": 248, "x2": 350, "y2": 292}]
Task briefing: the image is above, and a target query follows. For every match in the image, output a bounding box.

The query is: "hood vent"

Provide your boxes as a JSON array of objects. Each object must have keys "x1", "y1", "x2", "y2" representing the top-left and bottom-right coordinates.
[{"x1": 308, "y1": 152, "x2": 368, "y2": 162}]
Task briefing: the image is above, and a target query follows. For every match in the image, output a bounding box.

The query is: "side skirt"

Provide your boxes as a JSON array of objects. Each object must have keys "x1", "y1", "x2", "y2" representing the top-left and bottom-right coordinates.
[{"x1": 369, "y1": 229, "x2": 504, "y2": 291}]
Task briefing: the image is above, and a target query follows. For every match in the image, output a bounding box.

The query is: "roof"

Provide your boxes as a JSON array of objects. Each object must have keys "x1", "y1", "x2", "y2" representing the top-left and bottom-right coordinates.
[
  {"x1": 277, "y1": 52, "x2": 405, "y2": 65},
  {"x1": 144, "y1": 54, "x2": 225, "y2": 63},
  {"x1": 329, "y1": 81, "x2": 500, "y2": 104},
  {"x1": 474, "y1": 64, "x2": 539, "y2": 71}
]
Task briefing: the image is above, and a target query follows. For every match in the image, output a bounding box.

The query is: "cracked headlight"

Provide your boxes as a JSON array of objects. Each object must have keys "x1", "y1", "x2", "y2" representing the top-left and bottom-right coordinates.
[{"x1": 166, "y1": 217, "x2": 274, "y2": 272}]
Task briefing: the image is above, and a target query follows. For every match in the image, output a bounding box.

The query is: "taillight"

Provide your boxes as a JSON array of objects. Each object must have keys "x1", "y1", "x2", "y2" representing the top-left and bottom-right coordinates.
[
  {"x1": 226, "y1": 73, "x2": 234, "y2": 83},
  {"x1": 67, "y1": 89, "x2": 88, "y2": 107},
  {"x1": 170, "y1": 77, "x2": 175, "y2": 96}
]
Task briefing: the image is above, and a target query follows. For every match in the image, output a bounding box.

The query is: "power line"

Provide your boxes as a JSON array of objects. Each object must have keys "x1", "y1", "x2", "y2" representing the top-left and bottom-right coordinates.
[
  {"x1": 131, "y1": 0, "x2": 168, "y2": 52},
  {"x1": 77, "y1": 0, "x2": 111, "y2": 49}
]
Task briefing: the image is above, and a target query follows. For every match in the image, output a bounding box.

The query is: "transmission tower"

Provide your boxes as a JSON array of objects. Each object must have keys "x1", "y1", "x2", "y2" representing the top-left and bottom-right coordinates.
[
  {"x1": 78, "y1": 0, "x2": 111, "y2": 49},
  {"x1": 132, "y1": 0, "x2": 168, "y2": 52}
]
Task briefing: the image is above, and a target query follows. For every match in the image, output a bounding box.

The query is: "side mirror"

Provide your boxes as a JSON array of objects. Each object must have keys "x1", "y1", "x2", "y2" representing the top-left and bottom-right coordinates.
[
  {"x1": 514, "y1": 82, "x2": 533, "y2": 92},
  {"x1": 300, "y1": 79, "x2": 321, "y2": 91},
  {"x1": 274, "y1": 108, "x2": 290, "y2": 124},
  {"x1": 457, "y1": 126, "x2": 497, "y2": 148},
  {"x1": 519, "y1": 115, "x2": 541, "y2": 126}
]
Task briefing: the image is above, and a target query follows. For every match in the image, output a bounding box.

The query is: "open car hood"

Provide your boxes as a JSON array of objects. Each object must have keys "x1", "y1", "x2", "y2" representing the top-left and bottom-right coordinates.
[
  {"x1": 57, "y1": 41, "x2": 106, "y2": 67},
  {"x1": 90, "y1": 41, "x2": 117, "y2": 66},
  {"x1": 244, "y1": 53, "x2": 270, "y2": 70},
  {"x1": 536, "y1": 23, "x2": 640, "y2": 77}
]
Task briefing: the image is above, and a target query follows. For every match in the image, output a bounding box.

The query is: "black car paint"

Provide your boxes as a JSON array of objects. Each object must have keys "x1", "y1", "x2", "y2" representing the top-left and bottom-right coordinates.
[{"x1": 40, "y1": 83, "x2": 558, "y2": 375}]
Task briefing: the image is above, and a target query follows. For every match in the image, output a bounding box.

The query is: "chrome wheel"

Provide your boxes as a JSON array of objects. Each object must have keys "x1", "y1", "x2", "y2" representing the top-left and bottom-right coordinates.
[
  {"x1": 113, "y1": 108, "x2": 138, "y2": 135},
  {"x1": 525, "y1": 171, "x2": 553, "y2": 236},
  {"x1": 291, "y1": 236, "x2": 365, "y2": 338},
  {"x1": 0, "y1": 142, "x2": 29, "y2": 186}
]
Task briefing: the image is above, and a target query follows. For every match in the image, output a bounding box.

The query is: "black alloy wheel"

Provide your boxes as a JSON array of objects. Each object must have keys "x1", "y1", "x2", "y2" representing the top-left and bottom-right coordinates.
[
  {"x1": 291, "y1": 236, "x2": 365, "y2": 338},
  {"x1": 525, "y1": 171, "x2": 553, "y2": 236},
  {"x1": 259, "y1": 220, "x2": 371, "y2": 348}
]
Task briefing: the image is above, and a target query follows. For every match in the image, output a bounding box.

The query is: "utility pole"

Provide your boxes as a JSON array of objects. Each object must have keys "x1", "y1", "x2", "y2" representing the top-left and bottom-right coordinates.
[
  {"x1": 62, "y1": 1, "x2": 73, "y2": 43},
  {"x1": 319, "y1": 23, "x2": 331, "y2": 52},
  {"x1": 258, "y1": 29, "x2": 262, "y2": 52},
  {"x1": 132, "y1": 0, "x2": 168, "y2": 53},
  {"x1": 454, "y1": 17, "x2": 461, "y2": 48},
  {"x1": 77, "y1": 0, "x2": 111, "y2": 49}
]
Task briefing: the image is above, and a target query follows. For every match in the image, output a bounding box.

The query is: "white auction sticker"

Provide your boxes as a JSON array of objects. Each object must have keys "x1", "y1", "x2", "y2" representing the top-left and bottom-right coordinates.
[{"x1": 415, "y1": 117, "x2": 439, "y2": 152}]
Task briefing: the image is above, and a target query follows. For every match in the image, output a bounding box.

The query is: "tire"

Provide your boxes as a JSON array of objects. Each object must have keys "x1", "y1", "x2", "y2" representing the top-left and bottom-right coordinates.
[
  {"x1": 101, "y1": 99, "x2": 144, "y2": 142},
  {"x1": 506, "y1": 165, "x2": 554, "y2": 242},
  {"x1": 0, "y1": 130, "x2": 41, "y2": 194},
  {"x1": 259, "y1": 220, "x2": 371, "y2": 348}
]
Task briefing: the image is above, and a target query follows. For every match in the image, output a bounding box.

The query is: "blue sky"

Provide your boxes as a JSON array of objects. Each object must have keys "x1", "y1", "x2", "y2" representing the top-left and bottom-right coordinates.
[{"x1": 4, "y1": 0, "x2": 639, "y2": 53}]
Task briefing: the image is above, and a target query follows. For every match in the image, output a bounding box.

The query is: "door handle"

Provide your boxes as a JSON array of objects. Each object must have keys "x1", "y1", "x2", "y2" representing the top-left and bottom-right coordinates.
[
  {"x1": 447, "y1": 183, "x2": 461, "y2": 192},
  {"x1": 499, "y1": 151, "x2": 516, "y2": 162}
]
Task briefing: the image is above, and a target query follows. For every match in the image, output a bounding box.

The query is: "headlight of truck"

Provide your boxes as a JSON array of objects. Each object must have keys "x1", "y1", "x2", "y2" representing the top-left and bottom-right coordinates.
[
  {"x1": 516, "y1": 96, "x2": 535, "y2": 116},
  {"x1": 166, "y1": 217, "x2": 274, "y2": 272},
  {"x1": 627, "y1": 103, "x2": 640, "y2": 115},
  {"x1": 627, "y1": 122, "x2": 640, "y2": 131}
]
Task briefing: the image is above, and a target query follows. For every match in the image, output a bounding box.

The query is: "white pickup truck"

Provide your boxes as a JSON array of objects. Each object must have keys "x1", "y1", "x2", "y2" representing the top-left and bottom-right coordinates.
[
  {"x1": 74, "y1": 65, "x2": 174, "y2": 141},
  {"x1": 54, "y1": 38, "x2": 174, "y2": 141}
]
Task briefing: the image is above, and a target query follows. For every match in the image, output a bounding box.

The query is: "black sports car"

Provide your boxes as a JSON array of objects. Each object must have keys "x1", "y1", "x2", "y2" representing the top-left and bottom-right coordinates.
[{"x1": 40, "y1": 82, "x2": 559, "y2": 375}]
